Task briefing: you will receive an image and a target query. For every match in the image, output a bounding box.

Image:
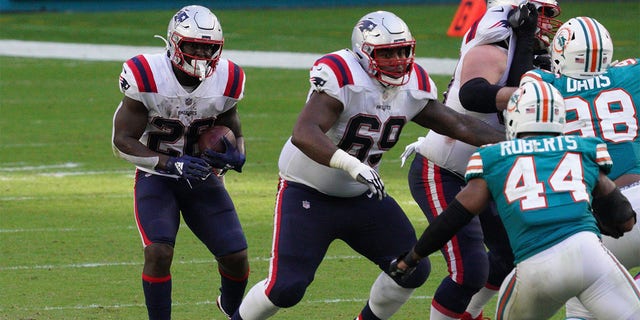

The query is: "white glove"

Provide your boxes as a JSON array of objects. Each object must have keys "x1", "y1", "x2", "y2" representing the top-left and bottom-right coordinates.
[
  {"x1": 330, "y1": 149, "x2": 387, "y2": 200},
  {"x1": 400, "y1": 137, "x2": 425, "y2": 167},
  {"x1": 354, "y1": 165, "x2": 386, "y2": 200}
]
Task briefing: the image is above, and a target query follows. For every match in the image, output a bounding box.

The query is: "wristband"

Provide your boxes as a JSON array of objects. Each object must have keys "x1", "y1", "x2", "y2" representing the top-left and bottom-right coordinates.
[{"x1": 329, "y1": 149, "x2": 362, "y2": 179}]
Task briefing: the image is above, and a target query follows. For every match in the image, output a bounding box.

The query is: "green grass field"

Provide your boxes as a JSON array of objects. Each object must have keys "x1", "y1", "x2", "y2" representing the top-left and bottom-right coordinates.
[{"x1": 1, "y1": 3, "x2": 638, "y2": 319}]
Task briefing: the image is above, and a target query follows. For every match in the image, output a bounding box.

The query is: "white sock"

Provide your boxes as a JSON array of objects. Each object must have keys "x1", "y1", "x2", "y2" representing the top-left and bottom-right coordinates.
[
  {"x1": 238, "y1": 279, "x2": 279, "y2": 320},
  {"x1": 429, "y1": 305, "x2": 457, "y2": 320},
  {"x1": 368, "y1": 272, "x2": 415, "y2": 319},
  {"x1": 465, "y1": 286, "x2": 498, "y2": 317}
]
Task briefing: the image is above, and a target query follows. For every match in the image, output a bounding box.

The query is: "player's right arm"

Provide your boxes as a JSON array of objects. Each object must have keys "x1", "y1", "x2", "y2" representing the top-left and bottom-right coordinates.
[
  {"x1": 290, "y1": 91, "x2": 343, "y2": 166},
  {"x1": 112, "y1": 96, "x2": 171, "y2": 171},
  {"x1": 458, "y1": 45, "x2": 516, "y2": 112}
]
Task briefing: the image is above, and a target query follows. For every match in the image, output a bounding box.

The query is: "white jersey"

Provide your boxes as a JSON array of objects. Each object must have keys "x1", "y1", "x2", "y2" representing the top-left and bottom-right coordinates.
[
  {"x1": 417, "y1": 5, "x2": 516, "y2": 175},
  {"x1": 117, "y1": 53, "x2": 245, "y2": 175},
  {"x1": 278, "y1": 49, "x2": 438, "y2": 197}
]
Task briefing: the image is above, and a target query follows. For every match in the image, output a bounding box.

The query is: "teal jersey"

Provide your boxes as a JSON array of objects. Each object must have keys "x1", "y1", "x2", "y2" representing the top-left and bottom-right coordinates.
[
  {"x1": 465, "y1": 136, "x2": 613, "y2": 263},
  {"x1": 522, "y1": 58, "x2": 640, "y2": 179}
]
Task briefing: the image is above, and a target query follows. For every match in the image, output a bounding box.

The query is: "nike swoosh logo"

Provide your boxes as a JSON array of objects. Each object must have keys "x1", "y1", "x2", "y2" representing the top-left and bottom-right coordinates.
[{"x1": 494, "y1": 7, "x2": 505, "y2": 12}]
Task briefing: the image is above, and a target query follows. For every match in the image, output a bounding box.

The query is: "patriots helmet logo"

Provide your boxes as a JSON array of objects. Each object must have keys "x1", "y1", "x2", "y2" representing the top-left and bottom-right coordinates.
[
  {"x1": 357, "y1": 19, "x2": 377, "y2": 32},
  {"x1": 174, "y1": 10, "x2": 189, "y2": 24}
]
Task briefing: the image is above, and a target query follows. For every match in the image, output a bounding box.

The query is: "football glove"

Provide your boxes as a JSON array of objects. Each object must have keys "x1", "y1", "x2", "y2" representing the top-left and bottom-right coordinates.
[
  {"x1": 508, "y1": 3, "x2": 538, "y2": 36},
  {"x1": 201, "y1": 137, "x2": 246, "y2": 173},
  {"x1": 400, "y1": 137, "x2": 425, "y2": 167},
  {"x1": 388, "y1": 251, "x2": 419, "y2": 282},
  {"x1": 166, "y1": 155, "x2": 212, "y2": 180},
  {"x1": 592, "y1": 188, "x2": 637, "y2": 239},
  {"x1": 355, "y1": 165, "x2": 386, "y2": 201},
  {"x1": 533, "y1": 53, "x2": 552, "y2": 71}
]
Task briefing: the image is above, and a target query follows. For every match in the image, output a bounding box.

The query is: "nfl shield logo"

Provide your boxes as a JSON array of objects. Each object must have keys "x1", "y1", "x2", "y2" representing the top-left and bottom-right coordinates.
[{"x1": 302, "y1": 201, "x2": 310, "y2": 209}]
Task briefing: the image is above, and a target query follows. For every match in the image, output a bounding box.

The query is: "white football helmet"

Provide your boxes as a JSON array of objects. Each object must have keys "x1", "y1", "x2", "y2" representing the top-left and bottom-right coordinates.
[
  {"x1": 551, "y1": 17, "x2": 614, "y2": 80},
  {"x1": 504, "y1": 80, "x2": 566, "y2": 140},
  {"x1": 351, "y1": 11, "x2": 416, "y2": 86},
  {"x1": 166, "y1": 5, "x2": 224, "y2": 80}
]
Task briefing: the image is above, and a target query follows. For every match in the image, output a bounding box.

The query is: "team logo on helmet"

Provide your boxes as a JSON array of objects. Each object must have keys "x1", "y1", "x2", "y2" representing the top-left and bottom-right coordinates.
[
  {"x1": 357, "y1": 20, "x2": 377, "y2": 33},
  {"x1": 174, "y1": 10, "x2": 189, "y2": 24},
  {"x1": 552, "y1": 27, "x2": 571, "y2": 56}
]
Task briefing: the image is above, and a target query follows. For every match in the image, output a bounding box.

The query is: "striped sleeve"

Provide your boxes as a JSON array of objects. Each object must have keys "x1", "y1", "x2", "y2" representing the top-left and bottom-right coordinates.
[
  {"x1": 313, "y1": 54, "x2": 354, "y2": 88},
  {"x1": 595, "y1": 142, "x2": 613, "y2": 174},
  {"x1": 412, "y1": 64, "x2": 431, "y2": 92},
  {"x1": 464, "y1": 151, "x2": 484, "y2": 181},
  {"x1": 223, "y1": 60, "x2": 245, "y2": 99},
  {"x1": 124, "y1": 55, "x2": 158, "y2": 93}
]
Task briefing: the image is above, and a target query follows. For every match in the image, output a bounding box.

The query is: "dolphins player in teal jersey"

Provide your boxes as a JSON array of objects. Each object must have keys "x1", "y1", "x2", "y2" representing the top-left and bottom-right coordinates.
[
  {"x1": 389, "y1": 80, "x2": 639, "y2": 319},
  {"x1": 519, "y1": 16, "x2": 640, "y2": 319}
]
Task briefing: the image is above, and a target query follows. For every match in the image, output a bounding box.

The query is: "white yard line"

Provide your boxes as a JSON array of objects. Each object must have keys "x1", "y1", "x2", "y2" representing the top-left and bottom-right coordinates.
[
  {"x1": 0, "y1": 39, "x2": 457, "y2": 75},
  {"x1": 4, "y1": 295, "x2": 433, "y2": 312}
]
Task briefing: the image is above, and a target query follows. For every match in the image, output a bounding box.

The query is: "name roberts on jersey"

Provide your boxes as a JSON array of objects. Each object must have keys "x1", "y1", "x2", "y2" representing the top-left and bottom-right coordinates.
[{"x1": 498, "y1": 135, "x2": 579, "y2": 156}]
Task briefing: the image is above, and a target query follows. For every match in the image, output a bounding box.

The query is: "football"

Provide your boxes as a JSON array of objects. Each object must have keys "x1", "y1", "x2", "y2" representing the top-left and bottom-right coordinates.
[{"x1": 198, "y1": 125, "x2": 236, "y2": 154}]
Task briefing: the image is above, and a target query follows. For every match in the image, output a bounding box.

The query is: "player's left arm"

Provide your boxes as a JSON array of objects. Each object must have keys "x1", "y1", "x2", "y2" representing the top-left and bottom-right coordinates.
[
  {"x1": 215, "y1": 106, "x2": 245, "y2": 155},
  {"x1": 591, "y1": 171, "x2": 637, "y2": 238},
  {"x1": 390, "y1": 178, "x2": 491, "y2": 278},
  {"x1": 413, "y1": 100, "x2": 505, "y2": 147}
]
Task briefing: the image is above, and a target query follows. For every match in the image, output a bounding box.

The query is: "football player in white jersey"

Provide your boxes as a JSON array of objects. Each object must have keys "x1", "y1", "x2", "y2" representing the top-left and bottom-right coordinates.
[
  {"x1": 230, "y1": 11, "x2": 505, "y2": 320},
  {"x1": 519, "y1": 16, "x2": 640, "y2": 320},
  {"x1": 390, "y1": 80, "x2": 640, "y2": 319},
  {"x1": 398, "y1": 1, "x2": 562, "y2": 319},
  {"x1": 111, "y1": 5, "x2": 249, "y2": 319}
]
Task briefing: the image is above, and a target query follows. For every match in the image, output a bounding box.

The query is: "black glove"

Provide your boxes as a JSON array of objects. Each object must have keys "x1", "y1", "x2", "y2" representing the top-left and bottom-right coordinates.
[
  {"x1": 533, "y1": 53, "x2": 552, "y2": 71},
  {"x1": 506, "y1": 3, "x2": 538, "y2": 86},
  {"x1": 508, "y1": 3, "x2": 538, "y2": 37},
  {"x1": 166, "y1": 155, "x2": 212, "y2": 180},
  {"x1": 201, "y1": 137, "x2": 246, "y2": 173},
  {"x1": 592, "y1": 188, "x2": 637, "y2": 239},
  {"x1": 388, "y1": 251, "x2": 420, "y2": 282}
]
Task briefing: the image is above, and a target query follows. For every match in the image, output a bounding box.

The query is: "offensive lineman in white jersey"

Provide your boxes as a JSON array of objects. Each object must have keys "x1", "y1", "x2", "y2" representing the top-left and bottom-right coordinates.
[
  {"x1": 230, "y1": 11, "x2": 505, "y2": 320},
  {"x1": 111, "y1": 5, "x2": 249, "y2": 319},
  {"x1": 398, "y1": 1, "x2": 562, "y2": 319}
]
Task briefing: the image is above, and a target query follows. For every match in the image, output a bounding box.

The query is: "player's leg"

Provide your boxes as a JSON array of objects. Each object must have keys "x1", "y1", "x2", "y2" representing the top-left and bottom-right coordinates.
[
  {"x1": 408, "y1": 156, "x2": 489, "y2": 319},
  {"x1": 345, "y1": 194, "x2": 431, "y2": 320},
  {"x1": 464, "y1": 203, "x2": 514, "y2": 319},
  {"x1": 575, "y1": 234, "x2": 640, "y2": 319},
  {"x1": 134, "y1": 171, "x2": 182, "y2": 320},
  {"x1": 231, "y1": 180, "x2": 336, "y2": 319},
  {"x1": 180, "y1": 176, "x2": 249, "y2": 317},
  {"x1": 565, "y1": 182, "x2": 640, "y2": 319},
  {"x1": 495, "y1": 233, "x2": 597, "y2": 319}
]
